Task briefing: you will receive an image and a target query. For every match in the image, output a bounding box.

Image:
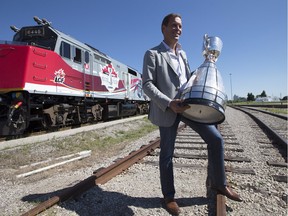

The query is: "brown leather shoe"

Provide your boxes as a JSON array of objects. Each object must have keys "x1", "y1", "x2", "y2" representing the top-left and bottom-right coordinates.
[
  {"x1": 164, "y1": 197, "x2": 181, "y2": 215},
  {"x1": 217, "y1": 186, "x2": 243, "y2": 202}
]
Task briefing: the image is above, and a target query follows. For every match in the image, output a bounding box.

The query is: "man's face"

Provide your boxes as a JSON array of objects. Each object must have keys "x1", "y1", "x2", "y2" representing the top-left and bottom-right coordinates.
[{"x1": 162, "y1": 16, "x2": 182, "y2": 44}]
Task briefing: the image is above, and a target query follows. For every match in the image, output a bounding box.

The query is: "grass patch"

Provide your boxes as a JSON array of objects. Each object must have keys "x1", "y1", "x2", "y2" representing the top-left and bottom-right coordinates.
[
  {"x1": 0, "y1": 118, "x2": 158, "y2": 168},
  {"x1": 262, "y1": 108, "x2": 288, "y2": 115}
]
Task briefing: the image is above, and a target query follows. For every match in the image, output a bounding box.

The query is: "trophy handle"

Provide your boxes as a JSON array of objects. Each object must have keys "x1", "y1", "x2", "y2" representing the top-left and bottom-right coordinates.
[{"x1": 203, "y1": 34, "x2": 209, "y2": 49}]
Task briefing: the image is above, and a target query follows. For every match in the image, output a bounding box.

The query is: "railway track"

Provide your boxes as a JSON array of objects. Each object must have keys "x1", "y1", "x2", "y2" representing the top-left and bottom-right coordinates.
[
  {"x1": 223, "y1": 106, "x2": 287, "y2": 215},
  {"x1": 5, "y1": 106, "x2": 288, "y2": 215},
  {"x1": 231, "y1": 105, "x2": 287, "y2": 150}
]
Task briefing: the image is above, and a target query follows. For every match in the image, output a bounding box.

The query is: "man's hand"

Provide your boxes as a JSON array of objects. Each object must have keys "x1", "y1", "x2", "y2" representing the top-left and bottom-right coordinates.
[{"x1": 169, "y1": 99, "x2": 190, "y2": 113}]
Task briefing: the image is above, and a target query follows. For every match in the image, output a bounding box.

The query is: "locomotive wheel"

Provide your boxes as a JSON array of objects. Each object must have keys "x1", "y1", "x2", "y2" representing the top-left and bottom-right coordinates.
[
  {"x1": 7, "y1": 106, "x2": 27, "y2": 135},
  {"x1": 41, "y1": 113, "x2": 53, "y2": 129}
]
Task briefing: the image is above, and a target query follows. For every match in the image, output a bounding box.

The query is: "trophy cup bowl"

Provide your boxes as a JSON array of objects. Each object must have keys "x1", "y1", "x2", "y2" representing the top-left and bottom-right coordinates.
[{"x1": 181, "y1": 34, "x2": 227, "y2": 124}]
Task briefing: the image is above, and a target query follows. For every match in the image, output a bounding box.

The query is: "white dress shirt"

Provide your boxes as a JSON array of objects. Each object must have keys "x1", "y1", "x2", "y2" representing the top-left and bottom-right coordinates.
[{"x1": 162, "y1": 41, "x2": 187, "y2": 88}]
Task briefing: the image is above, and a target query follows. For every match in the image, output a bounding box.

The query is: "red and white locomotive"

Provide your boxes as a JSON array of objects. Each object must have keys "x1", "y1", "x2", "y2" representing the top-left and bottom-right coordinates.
[{"x1": 0, "y1": 16, "x2": 148, "y2": 136}]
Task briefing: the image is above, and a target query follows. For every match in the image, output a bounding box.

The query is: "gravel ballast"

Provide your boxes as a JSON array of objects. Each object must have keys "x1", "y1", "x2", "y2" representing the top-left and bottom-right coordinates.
[{"x1": 0, "y1": 107, "x2": 287, "y2": 215}]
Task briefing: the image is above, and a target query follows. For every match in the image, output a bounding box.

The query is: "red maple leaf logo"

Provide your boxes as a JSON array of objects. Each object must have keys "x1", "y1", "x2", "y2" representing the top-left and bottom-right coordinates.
[{"x1": 102, "y1": 64, "x2": 117, "y2": 77}]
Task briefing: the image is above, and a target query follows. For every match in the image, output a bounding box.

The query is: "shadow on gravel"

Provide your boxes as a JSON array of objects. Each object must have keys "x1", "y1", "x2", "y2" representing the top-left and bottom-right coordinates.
[{"x1": 22, "y1": 185, "x2": 209, "y2": 215}]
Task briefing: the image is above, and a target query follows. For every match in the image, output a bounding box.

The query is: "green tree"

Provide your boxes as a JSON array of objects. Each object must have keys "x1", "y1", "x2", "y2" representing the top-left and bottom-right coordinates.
[
  {"x1": 260, "y1": 90, "x2": 267, "y2": 97},
  {"x1": 247, "y1": 93, "x2": 255, "y2": 101}
]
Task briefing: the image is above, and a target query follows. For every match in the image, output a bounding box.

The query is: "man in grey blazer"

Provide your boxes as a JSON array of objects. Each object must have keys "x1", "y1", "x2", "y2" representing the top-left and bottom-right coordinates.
[{"x1": 142, "y1": 13, "x2": 242, "y2": 215}]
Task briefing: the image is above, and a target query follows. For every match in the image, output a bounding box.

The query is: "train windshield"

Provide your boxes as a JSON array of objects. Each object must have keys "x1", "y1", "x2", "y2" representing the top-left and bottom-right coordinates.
[{"x1": 13, "y1": 26, "x2": 57, "y2": 50}]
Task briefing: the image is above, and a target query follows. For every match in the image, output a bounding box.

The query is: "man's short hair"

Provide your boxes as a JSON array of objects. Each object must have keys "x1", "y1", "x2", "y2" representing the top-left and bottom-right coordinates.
[{"x1": 161, "y1": 13, "x2": 182, "y2": 28}]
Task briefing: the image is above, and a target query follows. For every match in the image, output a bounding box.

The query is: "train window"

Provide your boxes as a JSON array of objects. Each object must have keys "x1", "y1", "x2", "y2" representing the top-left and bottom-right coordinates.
[
  {"x1": 60, "y1": 41, "x2": 71, "y2": 59},
  {"x1": 85, "y1": 51, "x2": 89, "y2": 63},
  {"x1": 73, "y1": 47, "x2": 82, "y2": 63},
  {"x1": 94, "y1": 53, "x2": 111, "y2": 65},
  {"x1": 94, "y1": 54, "x2": 100, "y2": 61},
  {"x1": 128, "y1": 68, "x2": 137, "y2": 76}
]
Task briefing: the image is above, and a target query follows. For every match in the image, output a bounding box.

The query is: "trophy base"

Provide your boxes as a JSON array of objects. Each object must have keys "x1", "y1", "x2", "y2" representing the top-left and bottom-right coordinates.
[{"x1": 182, "y1": 98, "x2": 225, "y2": 125}]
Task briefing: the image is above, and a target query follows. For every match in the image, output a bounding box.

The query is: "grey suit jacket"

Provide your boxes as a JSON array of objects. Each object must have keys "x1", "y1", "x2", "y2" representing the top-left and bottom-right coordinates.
[{"x1": 142, "y1": 42, "x2": 192, "y2": 127}]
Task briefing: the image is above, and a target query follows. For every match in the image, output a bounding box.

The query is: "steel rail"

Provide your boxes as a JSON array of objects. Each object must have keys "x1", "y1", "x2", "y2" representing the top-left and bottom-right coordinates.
[
  {"x1": 231, "y1": 106, "x2": 287, "y2": 150},
  {"x1": 236, "y1": 105, "x2": 287, "y2": 120},
  {"x1": 21, "y1": 137, "x2": 161, "y2": 216},
  {"x1": 216, "y1": 194, "x2": 226, "y2": 216},
  {"x1": 20, "y1": 124, "x2": 227, "y2": 216},
  {"x1": 215, "y1": 125, "x2": 226, "y2": 216}
]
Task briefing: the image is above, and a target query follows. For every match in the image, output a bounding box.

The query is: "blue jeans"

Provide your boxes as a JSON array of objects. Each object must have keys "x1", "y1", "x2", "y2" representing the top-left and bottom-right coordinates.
[{"x1": 159, "y1": 115, "x2": 226, "y2": 198}]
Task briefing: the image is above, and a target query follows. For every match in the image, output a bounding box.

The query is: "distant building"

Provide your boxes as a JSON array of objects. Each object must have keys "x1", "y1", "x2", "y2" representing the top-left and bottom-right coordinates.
[
  {"x1": 255, "y1": 96, "x2": 280, "y2": 102},
  {"x1": 233, "y1": 95, "x2": 246, "y2": 102}
]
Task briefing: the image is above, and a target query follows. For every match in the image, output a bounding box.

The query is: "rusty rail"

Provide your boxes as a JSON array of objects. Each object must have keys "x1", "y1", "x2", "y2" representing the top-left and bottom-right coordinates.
[
  {"x1": 216, "y1": 194, "x2": 226, "y2": 216},
  {"x1": 21, "y1": 124, "x2": 227, "y2": 215},
  {"x1": 21, "y1": 138, "x2": 161, "y2": 216},
  {"x1": 215, "y1": 124, "x2": 227, "y2": 216}
]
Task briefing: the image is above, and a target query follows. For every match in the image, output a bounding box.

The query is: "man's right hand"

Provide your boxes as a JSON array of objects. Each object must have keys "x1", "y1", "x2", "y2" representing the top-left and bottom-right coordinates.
[{"x1": 169, "y1": 99, "x2": 190, "y2": 113}]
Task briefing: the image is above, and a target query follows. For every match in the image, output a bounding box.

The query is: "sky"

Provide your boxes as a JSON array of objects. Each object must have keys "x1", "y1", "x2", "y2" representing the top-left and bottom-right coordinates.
[{"x1": 0, "y1": 0, "x2": 287, "y2": 100}]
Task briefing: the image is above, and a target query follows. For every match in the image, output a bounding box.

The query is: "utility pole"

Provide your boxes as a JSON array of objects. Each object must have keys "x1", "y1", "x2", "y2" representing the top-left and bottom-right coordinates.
[{"x1": 229, "y1": 73, "x2": 233, "y2": 101}]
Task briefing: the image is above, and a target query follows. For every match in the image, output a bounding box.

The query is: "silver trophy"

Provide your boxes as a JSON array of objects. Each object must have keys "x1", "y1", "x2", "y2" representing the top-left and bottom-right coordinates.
[{"x1": 180, "y1": 34, "x2": 227, "y2": 124}]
